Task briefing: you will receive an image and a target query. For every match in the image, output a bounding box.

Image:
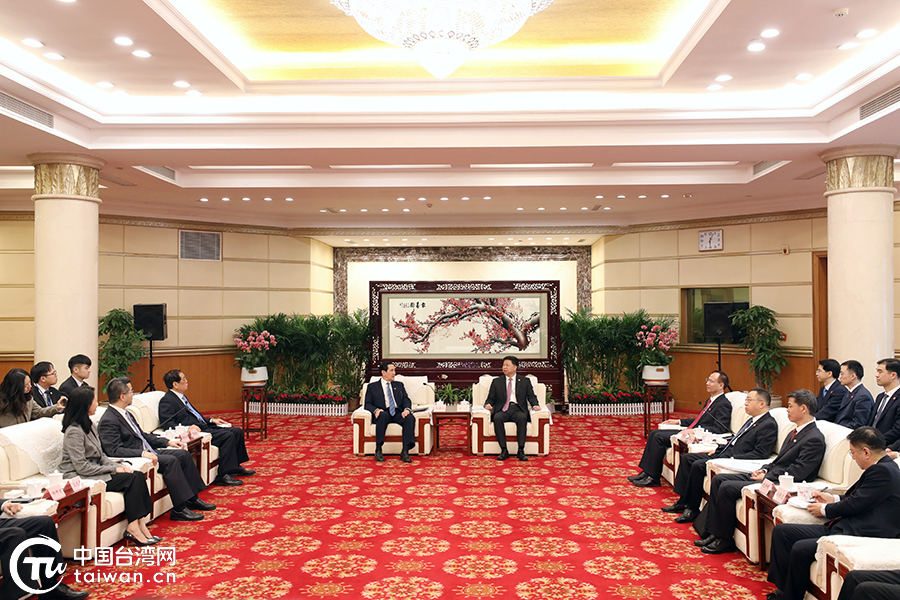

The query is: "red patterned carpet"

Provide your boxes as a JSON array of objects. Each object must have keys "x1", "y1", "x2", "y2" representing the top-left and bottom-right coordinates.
[{"x1": 65, "y1": 412, "x2": 776, "y2": 600}]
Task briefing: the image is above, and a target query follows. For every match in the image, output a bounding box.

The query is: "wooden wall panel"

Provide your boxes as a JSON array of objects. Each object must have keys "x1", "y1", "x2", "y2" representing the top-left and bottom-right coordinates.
[
  {"x1": 129, "y1": 353, "x2": 242, "y2": 413},
  {"x1": 668, "y1": 349, "x2": 816, "y2": 412},
  {"x1": 0, "y1": 360, "x2": 38, "y2": 377}
]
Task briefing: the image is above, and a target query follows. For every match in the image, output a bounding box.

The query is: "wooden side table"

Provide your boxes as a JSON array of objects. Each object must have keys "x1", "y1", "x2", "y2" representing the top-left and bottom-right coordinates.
[
  {"x1": 755, "y1": 486, "x2": 793, "y2": 570},
  {"x1": 187, "y1": 435, "x2": 203, "y2": 474},
  {"x1": 241, "y1": 385, "x2": 268, "y2": 440},
  {"x1": 53, "y1": 486, "x2": 89, "y2": 551},
  {"x1": 433, "y1": 409, "x2": 471, "y2": 454},
  {"x1": 643, "y1": 383, "x2": 670, "y2": 438}
]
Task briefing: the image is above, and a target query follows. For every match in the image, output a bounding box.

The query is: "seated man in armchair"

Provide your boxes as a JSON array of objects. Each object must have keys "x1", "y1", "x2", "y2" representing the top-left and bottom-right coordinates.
[{"x1": 483, "y1": 355, "x2": 540, "y2": 462}]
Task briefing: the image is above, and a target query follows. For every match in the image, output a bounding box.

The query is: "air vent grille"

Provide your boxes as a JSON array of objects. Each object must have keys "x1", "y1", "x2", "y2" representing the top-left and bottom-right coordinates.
[
  {"x1": 753, "y1": 160, "x2": 780, "y2": 176},
  {"x1": 179, "y1": 230, "x2": 221, "y2": 261},
  {"x1": 142, "y1": 165, "x2": 176, "y2": 182},
  {"x1": 99, "y1": 173, "x2": 137, "y2": 187},
  {"x1": 860, "y1": 85, "x2": 900, "y2": 120},
  {"x1": 0, "y1": 91, "x2": 53, "y2": 128}
]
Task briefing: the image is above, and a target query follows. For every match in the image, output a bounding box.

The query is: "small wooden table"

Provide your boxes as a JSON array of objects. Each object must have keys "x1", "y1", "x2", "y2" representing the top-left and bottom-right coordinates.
[
  {"x1": 241, "y1": 385, "x2": 268, "y2": 440},
  {"x1": 755, "y1": 486, "x2": 795, "y2": 571},
  {"x1": 433, "y1": 408, "x2": 471, "y2": 454},
  {"x1": 187, "y1": 435, "x2": 203, "y2": 474},
  {"x1": 52, "y1": 485, "x2": 89, "y2": 551},
  {"x1": 643, "y1": 383, "x2": 671, "y2": 438}
]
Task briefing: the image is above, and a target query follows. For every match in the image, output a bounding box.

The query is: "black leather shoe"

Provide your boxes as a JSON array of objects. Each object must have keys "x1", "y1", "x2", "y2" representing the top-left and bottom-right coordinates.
[
  {"x1": 186, "y1": 498, "x2": 216, "y2": 511},
  {"x1": 230, "y1": 466, "x2": 256, "y2": 477},
  {"x1": 497, "y1": 449, "x2": 510, "y2": 461},
  {"x1": 516, "y1": 450, "x2": 528, "y2": 462},
  {"x1": 627, "y1": 472, "x2": 648, "y2": 482},
  {"x1": 661, "y1": 503, "x2": 686, "y2": 513},
  {"x1": 170, "y1": 507, "x2": 204, "y2": 521},
  {"x1": 400, "y1": 449, "x2": 412, "y2": 463},
  {"x1": 633, "y1": 475, "x2": 661, "y2": 487},
  {"x1": 212, "y1": 474, "x2": 243, "y2": 486},
  {"x1": 674, "y1": 508, "x2": 698, "y2": 523},
  {"x1": 148, "y1": 536, "x2": 163, "y2": 544},
  {"x1": 375, "y1": 449, "x2": 385, "y2": 463},
  {"x1": 44, "y1": 583, "x2": 89, "y2": 600},
  {"x1": 766, "y1": 593, "x2": 786, "y2": 600},
  {"x1": 123, "y1": 531, "x2": 153, "y2": 546},
  {"x1": 701, "y1": 537, "x2": 737, "y2": 554},
  {"x1": 694, "y1": 535, "x2": 716, "y2": 547}
]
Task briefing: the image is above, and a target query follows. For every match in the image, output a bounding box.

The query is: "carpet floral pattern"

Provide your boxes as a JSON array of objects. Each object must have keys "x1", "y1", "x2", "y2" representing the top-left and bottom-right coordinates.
[{"x1": 65, "y1": 413, "x2": 775, "y2": 599}]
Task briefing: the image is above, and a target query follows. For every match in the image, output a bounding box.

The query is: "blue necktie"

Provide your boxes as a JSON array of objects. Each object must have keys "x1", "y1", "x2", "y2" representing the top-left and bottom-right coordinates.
[
  {"x1": 183, "y1": 396, "x2": 205, "y2": 423},
  {"x1": 719, "y1": 418, "x2": 753, "y2": 453},
  {"x1": 41, "y1": 389, "x2": 52, "y2": 407},
  {"x1": 386, "y1": 383, "x2": 396, "y2": 416},
  {"x1": 126, "y1": 412, "x2": 157, "y2": 455}
]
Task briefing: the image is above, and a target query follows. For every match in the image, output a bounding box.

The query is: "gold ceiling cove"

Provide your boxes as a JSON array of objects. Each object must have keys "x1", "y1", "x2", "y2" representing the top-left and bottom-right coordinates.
[{"x1": 330, "y1": 0, "x2": 555, "y2": 78}]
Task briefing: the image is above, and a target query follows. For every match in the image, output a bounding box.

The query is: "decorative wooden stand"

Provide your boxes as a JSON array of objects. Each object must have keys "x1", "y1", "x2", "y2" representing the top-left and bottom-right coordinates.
[
  {"x1": 241, "y1": 385, "x2": 268, "y2": 440},
  {"x1": 643, "y1": 383, "x2": 670, "y2": 438}
]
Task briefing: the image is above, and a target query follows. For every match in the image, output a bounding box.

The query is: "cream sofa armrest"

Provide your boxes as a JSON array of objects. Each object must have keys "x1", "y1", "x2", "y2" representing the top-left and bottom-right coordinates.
[
  {"x1": 111, "y1": 457, "x2": 153, "y2": 473},
  {"x1": 352, "y1": 408, "x2": 373, "y2": 429},
  {"x1": 773, "y1": 503, "x2": 827, "y2": 525},
  {"x1": 820, "y1": 535, "x2": 900, "y2": 571}
]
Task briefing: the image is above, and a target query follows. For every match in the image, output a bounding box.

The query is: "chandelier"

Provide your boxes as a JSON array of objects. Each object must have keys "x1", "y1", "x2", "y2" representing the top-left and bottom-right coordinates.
[{"x1": 330, "y1": 0, "x2": 555, "y2": 79}]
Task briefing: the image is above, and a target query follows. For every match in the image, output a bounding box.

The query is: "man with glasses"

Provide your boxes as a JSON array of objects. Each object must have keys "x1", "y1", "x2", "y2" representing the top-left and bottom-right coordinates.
[
  {"x1": 815, "y1": 358, "x2": 848, "y2": 422},
  {"x1": 628, "y1": 371, "x2": 733, "y2": 488},
  {"x1": 765, "y1": 427, "x2": 900, "y2": 600},
  {"x1": 29, "y1": 361, "x2": 67, "y2": 410}
]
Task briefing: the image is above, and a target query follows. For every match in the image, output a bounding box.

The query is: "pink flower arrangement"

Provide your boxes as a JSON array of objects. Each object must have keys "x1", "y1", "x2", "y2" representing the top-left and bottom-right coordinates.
[
  {"x1": 234, "y1": 330, "x2": 277, "y2": 370},
  {"x1": 636, "y1": 324, "x2": 678, "y2": 366}
]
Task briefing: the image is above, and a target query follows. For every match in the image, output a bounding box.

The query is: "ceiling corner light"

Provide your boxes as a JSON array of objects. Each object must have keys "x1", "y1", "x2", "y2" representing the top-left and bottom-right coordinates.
[
  {"x1": 173, "y1": 81, "x2": 191, "y2": 88},
  {"x1": 21, "y1": 39, "x2": 43, "y2": 48},
  {"x1": 222, "y1": 197, "x2": 230, "y2": 202},
  {"x1": 760, "y1": 29, "x2": 780, "y2": 38},
  {"x1": 856, "y1": 29, "x2": 878, "y2": 39},
  {"x1": 715, "y1": 74, "x2": 733, "y2": 82},
  {"x1": 242, "y1": 197, "x2": 250, "y2": 201},
  {"x1": 795, "y1": 73, "x2": 813, "y2": 81},
  {"x1": 114, "y1": 37, "x2": 133, "y2": 46},
  {"x1": 706, "y1": 84, "x2": 724, "y2": 91},
  {"x1": 200, "y1": 198, "x2": 208, "y2": 202},
  {"x1": 747, "y1": 39, "x2": 766, "y2": 52},
  {"x1": 185, "y1": 90, "x2": 202, "y2": 97},
  {"x1": 285, "y1": 197, "x2": 293, "y2": 202},
  {"x1": 132, "y1": 50, "x2": 151, "y2": 58},
  {"x1": 96, "y1": 81, "x2": 114, "y2": 88},
  {"x1": 330, "y1": 0, "x2": 555, "y2": 79},
  {"x1": 603, "y1": 206, "x2": 611, "y2": 210},
  {"x1": 838, "y1": 42, "x2": 859, "y2": 50},
  {"x1": 43, "y1": 52, "x2": 64, "y2": 60}
]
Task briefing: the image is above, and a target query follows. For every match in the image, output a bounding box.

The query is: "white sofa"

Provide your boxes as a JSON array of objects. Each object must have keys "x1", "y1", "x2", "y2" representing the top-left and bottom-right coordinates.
[
  {"x1": 352, "y1": 376, "x2": 435, "y2": 456},
  {"x1": 470, "y1": 375, "x2": 551, "y2": 456}
]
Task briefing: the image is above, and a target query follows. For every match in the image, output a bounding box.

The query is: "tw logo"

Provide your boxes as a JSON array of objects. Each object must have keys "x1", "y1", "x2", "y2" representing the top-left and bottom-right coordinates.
[{"x1": 10, "y1": 535, "x2": 66, "y2": 595}]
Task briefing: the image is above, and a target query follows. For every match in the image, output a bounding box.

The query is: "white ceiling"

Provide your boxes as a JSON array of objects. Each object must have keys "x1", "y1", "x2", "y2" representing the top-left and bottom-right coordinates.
[{"x1": 1, "y1": 0, "x2": 899, "y2": 247}]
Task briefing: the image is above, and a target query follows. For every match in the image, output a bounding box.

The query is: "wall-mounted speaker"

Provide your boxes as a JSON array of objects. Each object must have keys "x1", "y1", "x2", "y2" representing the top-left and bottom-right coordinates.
[{"x1": 133, "y1": 303, "x2": 167, "y2": 341}]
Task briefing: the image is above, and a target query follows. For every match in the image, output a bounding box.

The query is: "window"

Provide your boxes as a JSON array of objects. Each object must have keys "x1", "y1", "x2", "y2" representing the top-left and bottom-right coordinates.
[{"x1": 683, "y1": 287, "x2": 750, "y2": 344}]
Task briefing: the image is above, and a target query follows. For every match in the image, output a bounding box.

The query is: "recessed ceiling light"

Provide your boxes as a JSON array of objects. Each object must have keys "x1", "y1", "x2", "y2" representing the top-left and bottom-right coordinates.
[
  {"x1": 22, "y1": 39, "x2": 43, "y2": 48},
  {"x1": 402, "y1": 239, "x2": 408, "y2": 241},
  {"x1": 222, "y1": 197, "x2": 229, "y2": 202},
  {"x1": 382, "y1": 239, "x2": 389, "y2": 242},
  {"x1": 381, "y1": 208, "x2": 389, "y2": 212},
  {"x1": 132, "y1": 50, "x2": 151, "y2": 58},
  {"x1": 795, "y1": 73, "x2": 813, "y2": 81},
  {"x1": 339, "y1": 209, "x2": 346, "y2": 212},
  {"x1": 603, "y1": 207, "x2": 611, "y2": 210},
  {"x1": 417, "y1": 243, "x2": 422, "y2": 246},
  {"x1": 242, "y1": 197, "x2": 250, "y2": 201},
  {"x1": 683, "y1": 194, "x2": 692, "y2": 198},
  {"x1": 706, "y1": 84, "x2": 724, "y2": 91},
  {"x1": 344, "y1": 239, "x2": 351, "y2": 242},
  {"x1": 403, "y1": 208, "x2": 410, "y2": 212},
  {"x1": 440, "y1": 197, "x2": 448, "y2": 201},
  {"x1": 507, "y1": 238, "x2": 513, "y2": 240},
  {"x1": 96, "y1": 82, "x2": 114, "y2": 88},
  {"x1": 527, "y1": 238, "x2": 533, "y2": 241},
  {"x1": 200, "y1": 198, "x2": 208, "y2": 202},
  {"x1": 595, "y1": 195, "x2": 604, "y2": 199},
  {"x1": 838, "y1": 42, "x2": 859, "y2": 50},
  {"x1": 661, "y1": 194, "x2": 669, "y2": 198},
  {"x1": 185, "y1": 90, "x2": 202, "y2": 97},
  {"x1": 43, "y1": 52, "x2": 64, "y2": 60},
  {"x1": 559, "y1": 207, "x2": 567, "y2": 210},
  {"x1": 369, "y1": 244, "x2": 374, "y2": 246},
  {"x1": 319, "y1": 209, "x2": 327, "y2": 212},
  {"x1": 401, "y1": 243, "x2": 407, "y2": 246},
  {"x1": 114, "y1": 37, "x2": 133, "y2": 46},
  {"x1": 488, "y1": 238, "x2": 494, "y2": 241},
  {"x1": 483, "y1": 196, "x2": 491, "y2": 200},
  {"x1": 264, "y1": 197, "x2": 272, "y2": 201},
  {"x1": 361, "y1": 209, "x2": 367, "y2": 212},
  {"x1": 470, "y1": 162, "x2": 593, "y2": 169},
  {"x1": 747, "y1": 39, "x2": 766, "y2": 52},
  {"x1": 760, "y1": 29, "x2": 780, "y2": 38},
  {"x1": 856, "y1": 29, "x2": 878, "y2": 39},
  {"x1": 353, "y1": 244, "x2": 359, "y2": 247},
  {"x1": 538, "y1": 207, "x2": 545, "y2": 211},
  {"x1": 715, "y1": 75, "x2": 733, "y2": 82},
  {"x1": 59, "y1": 0, "x2": 77, "y2": 3},
  {"x1": 418, "y1": 197, "x2": 426, "y2": 201},
  {"x1": 638, "y1": 195, "x2": 647, "y2": 199},
  {"x1": 581, "y1": 207, "x2": 588, "y2": 210},
  {"x1": 546, "y1": 237, "x2": 552, "y2": 240},
  {"x1": 617, "y1": 195, "x2": 626, "y2": 199},
  {"x1": 173, "y1": 81, "x2": 190, "y2": 88},
  {"x1": 461, "y1": 196, "x2": 469, "y2": 200},
  {"x1": 397, "y1": 197, "x2": 405, "y2": 201},
  {"x1": 420, "y1": 238, "x2": 427, "y2": 241},
  {"x1": 285, "y1": 197, "x2": 293, "y2": 202},
  {"x1": 517, "y1": 207, "x2": 524, "y2": 211}
]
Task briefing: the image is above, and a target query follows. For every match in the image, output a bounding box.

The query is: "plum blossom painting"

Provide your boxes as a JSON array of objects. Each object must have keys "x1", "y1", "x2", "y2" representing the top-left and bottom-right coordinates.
[{"x1": 385, "y1": 293, "x2": 547, "y2": 358}]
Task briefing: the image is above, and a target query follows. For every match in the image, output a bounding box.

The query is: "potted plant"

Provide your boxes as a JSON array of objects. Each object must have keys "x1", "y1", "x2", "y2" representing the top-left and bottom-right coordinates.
[
  {"x1": 730, "y1": 305, "x2": 790, "y2": 393},
  {"x1": 435, "y1": 383, "x2": 467, "y2": 411},
  {"x1": 234, "y1": 330, "x2": 277, "y2": 386},
  {"x1": 636, "y1": 320, "x2": 678, "y2": 386},
  {"x1": 98, "y1": 308, "x2": 148, "y2": 392}
]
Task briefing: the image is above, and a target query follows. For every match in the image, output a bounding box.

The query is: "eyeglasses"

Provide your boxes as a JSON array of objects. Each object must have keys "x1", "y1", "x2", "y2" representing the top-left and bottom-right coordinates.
[
  {"x1": 706, "y1": 378, "x2": 718, "y2": 383},
  {"x1": 848, "y1": 447, "x2": 870, "y2": 457}
]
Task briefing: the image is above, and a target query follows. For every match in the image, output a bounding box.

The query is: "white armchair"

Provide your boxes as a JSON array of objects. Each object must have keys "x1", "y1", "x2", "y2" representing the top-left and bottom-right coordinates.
[
  {"x1": 352, "y1": 375, "x2": 434, "y2": 456},
  {"x1": 470, "y1": 374, "x2": 551, "y2": 456}
]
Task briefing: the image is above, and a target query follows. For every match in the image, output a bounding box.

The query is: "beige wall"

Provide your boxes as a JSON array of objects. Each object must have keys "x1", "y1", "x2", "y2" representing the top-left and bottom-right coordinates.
[
  {"x1": 0, "y1": 216, "x2": 334, "y2": 355},
  {"x1": 591, "y1": 217, "x2": 827, "y2": 352}
]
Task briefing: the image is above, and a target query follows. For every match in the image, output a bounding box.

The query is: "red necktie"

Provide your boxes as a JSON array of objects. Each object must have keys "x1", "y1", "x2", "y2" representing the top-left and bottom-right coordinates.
[
  {"x1": 687, "y1": 398, "x2": 712, "y2": 429},
  {"x1": 503, "y1": 378, "x2": 513, "y2": 411},
  {"x1": 789, "y1": 429, "x2": 797, "y2": 442}
]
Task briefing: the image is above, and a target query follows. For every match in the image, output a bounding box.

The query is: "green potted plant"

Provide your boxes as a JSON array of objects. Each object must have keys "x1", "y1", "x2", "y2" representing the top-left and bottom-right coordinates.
[
  {"x1": 730, "y1": 305, "x2": 790, "y2": 393},
  {"x1": 98, "y1": 308, "x2": 148, "y2": 392},
  {"x1": 435, "y1": 383, "x2": 467, "y2": 411}
]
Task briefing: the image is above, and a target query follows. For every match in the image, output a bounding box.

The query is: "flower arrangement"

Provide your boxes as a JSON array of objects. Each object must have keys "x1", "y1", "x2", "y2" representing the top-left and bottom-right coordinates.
[
  {"x1": 569, "y1": 387, "x2": 673, "y2": 405},
  {"x1": 234, "y1": 330, "x2": 277, "y2": 370},
  {"x1": 636, "y1": 324, "x2": 678, "y2": 366}
]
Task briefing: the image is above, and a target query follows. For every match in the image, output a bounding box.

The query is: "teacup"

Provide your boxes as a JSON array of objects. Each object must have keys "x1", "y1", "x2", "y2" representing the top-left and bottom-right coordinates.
[
  {"x1": 796, "y1": 483, "x2": 815, "y2": 501},
  {"x1": 48, "y1": 472, "x2": 63, "y2": 487},
  {"x1": 778, "y1": 474, "x2": 795, "y2": 492},
  {"x1": 26, "y1": 483, "x2": 42, "y2": 498}
]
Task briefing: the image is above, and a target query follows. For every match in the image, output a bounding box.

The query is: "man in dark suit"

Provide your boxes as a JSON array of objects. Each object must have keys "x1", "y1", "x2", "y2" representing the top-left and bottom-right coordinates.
[
  {"x1": 57, "y1": 354, "x2": 91, "y2": 397},
  {"x1": 363, "y1": 360, "x2": 416, "y2": 463},
  {"x1": 694, "y1": 388, "x2": 826, "y2": 554},
  {"x1": 837, "y1": 570, "x2": 900, "y2": 600},
  {"x1": 629, "y1": 371, "x2": 733, "y2": 487},
  {"x1": 870, "y1": 358, "x2": 900, "y2": 445},
  {"x1": 834, "y1": 360, "x2": 875, "y2": 429},
  {"x1": 0, "y1": 501, "x2": 89, "y2": 600},
  {"x1": 159, "y1": 369, "x2": 254, "y2": 485},
  {"x1": 815, "y1": 358, "x2": 848, "y2": 422},
  {"x1": 99, "y1": 377, "x2": 215, "y2": 521},
  {"x1": 29, "y1": 362, "x2": 67, "y2": 409},
  {"x1": 483, "y1": 355, "x2": 540, "y2": 462},
  {"x1": 766, "y1": 427, "x2": 900, "y2": 600},
  {"x1": 664, "y1": 388, "x2": 779, "y2": 523}
]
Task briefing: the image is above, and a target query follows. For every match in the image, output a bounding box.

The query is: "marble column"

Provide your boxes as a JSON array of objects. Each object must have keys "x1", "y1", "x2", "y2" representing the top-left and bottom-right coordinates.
[
  {"x1": 28, "y1": 152, "x2": 106, "y2": 388},
  {"x1": 821, "y1": 144, "x2": 899, "y2": 374}
]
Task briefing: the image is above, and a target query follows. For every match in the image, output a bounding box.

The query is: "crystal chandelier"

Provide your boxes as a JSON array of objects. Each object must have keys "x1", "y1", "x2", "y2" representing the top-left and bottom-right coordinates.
[{"x1": 331, "y1": 0, "x2": 555, "y2": 79}]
